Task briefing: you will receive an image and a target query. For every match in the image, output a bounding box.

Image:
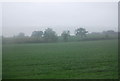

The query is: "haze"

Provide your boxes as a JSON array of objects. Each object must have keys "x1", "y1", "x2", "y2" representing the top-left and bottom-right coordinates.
[{"x1": 1, "y1": 2, "x2": 118, "y2": 37}]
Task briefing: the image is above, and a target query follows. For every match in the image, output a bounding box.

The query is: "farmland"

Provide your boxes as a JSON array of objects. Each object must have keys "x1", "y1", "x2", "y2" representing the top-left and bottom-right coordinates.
[
  {"x1": 0, "y1": 38, "x2": 2, "y2": 80},
  {"x1": 2, "y1": 39, "x2": 118, "y2": 79}
]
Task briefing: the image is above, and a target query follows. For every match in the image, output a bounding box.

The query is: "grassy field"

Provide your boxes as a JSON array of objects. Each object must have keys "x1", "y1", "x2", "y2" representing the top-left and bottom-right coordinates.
[
  {"x1": 2, "y1": 39, "x2": 118, "y2": 79},
  {"x1": 0, "y1": 38, "x2": 2, "y2": 80}
]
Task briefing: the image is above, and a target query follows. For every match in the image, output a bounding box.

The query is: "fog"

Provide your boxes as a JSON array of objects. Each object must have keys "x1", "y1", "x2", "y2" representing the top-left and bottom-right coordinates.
[
  {"x1": 0, "y1": 3, "x2": 2, "y2": 36},
  {"x1": 1, "y1": 2, "x2": 118, "y2": 37}
]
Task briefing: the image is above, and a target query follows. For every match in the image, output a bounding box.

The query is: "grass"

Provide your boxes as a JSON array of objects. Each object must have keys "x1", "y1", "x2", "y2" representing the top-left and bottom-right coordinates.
[
  {"x1": 0, "y1": 38, "x2": 2, "y2": 80},
  {"x1": 2, "y1": 39, "x2": 118, "y2": 79}
]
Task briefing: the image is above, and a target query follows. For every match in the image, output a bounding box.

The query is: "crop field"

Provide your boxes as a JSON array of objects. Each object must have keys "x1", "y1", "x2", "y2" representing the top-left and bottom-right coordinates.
[
  {"x1": 2, "y1": 39, "x2": 118, "y2": 79},
  {"x1": 0, "y1": 38, "x2": 2, "y2": 80}
]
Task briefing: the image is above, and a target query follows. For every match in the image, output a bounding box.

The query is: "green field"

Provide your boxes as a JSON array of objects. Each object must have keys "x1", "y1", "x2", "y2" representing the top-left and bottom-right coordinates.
[
  {"x1": 3, "y1": 39, "x2": 118, "y2": 79},
  {"x1": 0, "y1": 38, "x2": 2, "y2": 80}
]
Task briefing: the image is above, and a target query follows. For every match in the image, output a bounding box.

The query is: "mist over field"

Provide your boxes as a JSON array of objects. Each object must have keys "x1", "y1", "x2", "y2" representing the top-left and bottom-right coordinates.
[
  {"x1": 0, "y1": 3, "x2": 2, "y2": 79},
  {"x1": 0, "y1": 38, "x2": 1, "y2": 80},
  {"x1": 2, "y1": 2, "x2": 119, "y2": 79},
  {"x1": 2, "y1": 2, "x2": 118, "y2": 37}
]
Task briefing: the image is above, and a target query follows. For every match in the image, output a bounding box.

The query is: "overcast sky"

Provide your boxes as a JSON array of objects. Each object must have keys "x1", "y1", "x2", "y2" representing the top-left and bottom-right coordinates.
[{"x1": 1, "y1": 2, "x2": 118, "y2": 37}]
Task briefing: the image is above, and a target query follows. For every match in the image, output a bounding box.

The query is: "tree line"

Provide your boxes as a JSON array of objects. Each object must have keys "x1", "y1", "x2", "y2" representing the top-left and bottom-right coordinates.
[{"x1": 2, "y1": 27, "x2": 118, "y2": 44}]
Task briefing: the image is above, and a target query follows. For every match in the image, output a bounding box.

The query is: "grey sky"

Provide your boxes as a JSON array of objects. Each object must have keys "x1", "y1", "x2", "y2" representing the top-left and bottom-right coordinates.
[
  {"x1": 0, "y1": 3, "x2": 2, "y2": 36},
  {"x1": 2, "y1": 2, "x2": 118, "y2": 37}
]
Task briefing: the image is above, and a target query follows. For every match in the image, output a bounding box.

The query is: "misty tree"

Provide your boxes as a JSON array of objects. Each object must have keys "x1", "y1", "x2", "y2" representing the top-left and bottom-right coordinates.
[
  {"x1": 103, "y1": 30, "x2": 116, "y2": 34},
  {"x1": 30, "y1": 31, "x2": 43, "y2": 42},
  {"x1": 75, "y1": 28, "x2": 88, "y2": 38},
  {"x1": 43, "y1": 28, "x2": 58, "y2": 42},
  {"x1": 17, "y1": 32, "x2": 25, "y2": 38},
  {"x1": 102, "y1": 30, "x2": 116, "y2": 38},
  {"x1": 13, "y1": 32, "x2": 27, "y2": 43},
  {"x1": 61, "y1": 30, "x2": 70, "y2": 42},
  {"x1": 31, "y1": 31, "x2": 43, "y2": 38}
]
